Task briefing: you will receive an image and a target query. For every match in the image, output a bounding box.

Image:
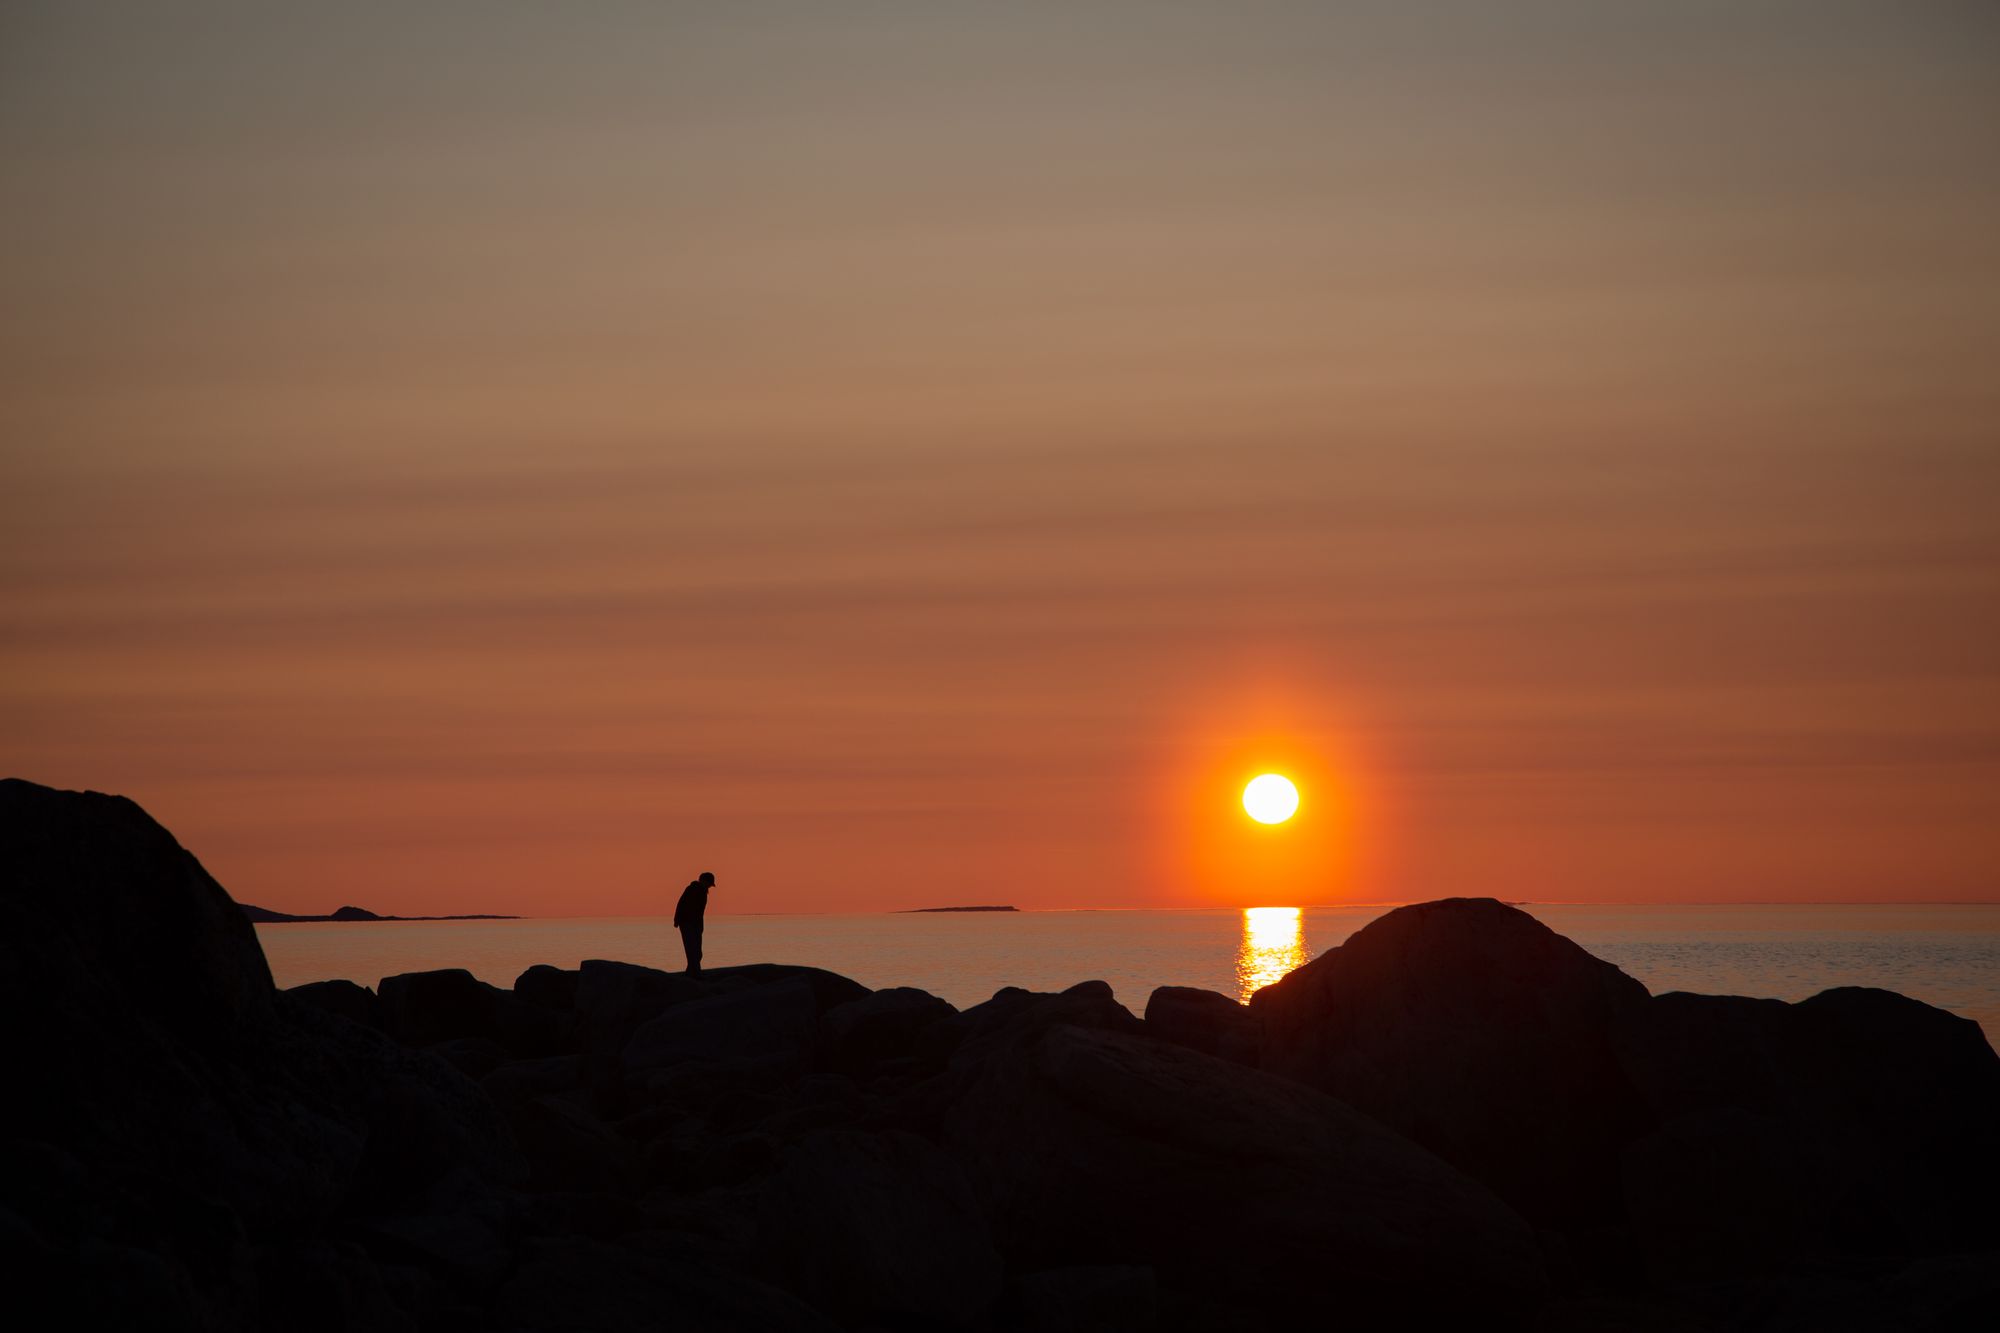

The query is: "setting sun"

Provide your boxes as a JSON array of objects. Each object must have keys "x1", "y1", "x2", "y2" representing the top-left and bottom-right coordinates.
[{"x1": 1242, "y1": 773, "x2": 1300, "y2": 825}]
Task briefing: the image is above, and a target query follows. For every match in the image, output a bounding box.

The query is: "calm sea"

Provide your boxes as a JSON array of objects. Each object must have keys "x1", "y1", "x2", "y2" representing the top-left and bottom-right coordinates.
[{"x1": 256, "y1": 903, "x2": 2000, "y2": 1047}]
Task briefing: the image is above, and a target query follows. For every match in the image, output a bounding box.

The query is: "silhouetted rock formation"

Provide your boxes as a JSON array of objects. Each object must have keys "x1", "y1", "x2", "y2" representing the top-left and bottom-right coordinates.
[
  {"x1": 1253, "y1": 897, "x2": 1658, "y2": 1258},
  {"x1": 757, "y1": 1127, "x2": 1001, "y2": 1327},
  {"x1": 1252, "y1": 895, "x2": 2000, "y2": 1293},
  {"x1": 0, "y1": 778, "x2": 519, "y2": 1330},
  {"x1": 1142, "y1": 984, "x2": 1259, "y2": 1065},
  {"x1": 939, "y1": 1008, "x2": 1547, "y2": 1324},
  {"x1": 289, "y1": 977, "x2": 383, "y2": 1029},
  {"x1": 1622, "y1": 985, "x2": 2000, "y2": 1281},
  {"x1": 818, "y1": 986, "x2": 957, "y2": 1077},
  {"x1": 6, "y1": 778, "x2": 1997, "y2": 1332}
]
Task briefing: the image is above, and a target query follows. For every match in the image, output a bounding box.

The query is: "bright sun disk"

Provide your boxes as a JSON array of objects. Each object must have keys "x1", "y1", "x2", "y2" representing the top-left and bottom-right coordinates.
[{"x1": 1242, "y1": 773, "x2": 1299, "y2": 824}]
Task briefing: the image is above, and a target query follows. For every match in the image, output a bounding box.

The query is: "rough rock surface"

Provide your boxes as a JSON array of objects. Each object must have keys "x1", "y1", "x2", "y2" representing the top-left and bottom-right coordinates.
[
  {"x1": 1005, "y1": 1265, "x2": 1159, "y2": 1333},
  {"x1": 513, "y1": 963, "x2": 579, "y2": 1013},
  {"x1": 1142, "y1": 985, "x2": 1257, "y2": 1065},
  {"x1": 8, "y1": 778, "x2": 1997, "y2": 1332},
  {"x1": 756, "y1": 1128, "x2": 1001, "y2": 1327},
  {"x1": 1621, "y1": 985, "x2": 2000, "y2": 1278},
  {"x1": 1252, "y1": 897, "x2": 1658, "y2": 1239},
  {"x1": 1252, "y1": 895, "x2": 2000, "y2": 1286},
  {"x1": 943, "y1": 1020, "x2": 1548, "y2": 1324},
  {"x1": 379, "y1": 968, "x2": 500, "y2": 1047},
  {"x1": 0, "y1": 778, "x2": 519, "y2": 1329},
  {"x1": 817, "y1": 986, "x2": 957, "y2": 1076},
  {"x1": 289, "y1": 978, "x2": 383, "y2": 1030},
  {"x1": 624, "y1": 974, "x2": 821, "y2": 1075}
]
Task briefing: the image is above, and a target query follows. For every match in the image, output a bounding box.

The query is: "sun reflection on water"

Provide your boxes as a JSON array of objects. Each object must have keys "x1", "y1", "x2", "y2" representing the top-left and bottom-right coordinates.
[{"x1": 1236, "y1": 906, "x2": 1310, "y2": 1001}]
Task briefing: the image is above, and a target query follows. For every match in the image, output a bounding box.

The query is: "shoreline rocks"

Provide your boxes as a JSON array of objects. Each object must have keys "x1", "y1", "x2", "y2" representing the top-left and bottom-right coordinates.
[
  {"x1": 5, "y1": 778, "x2": 1997, "y2": 1331},
  {"x1": 1253, "y1": 896, "x2": 2000, "y2": 1289}
]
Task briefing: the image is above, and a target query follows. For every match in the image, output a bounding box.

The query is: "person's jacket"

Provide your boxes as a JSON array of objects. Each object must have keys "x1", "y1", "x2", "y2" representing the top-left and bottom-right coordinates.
[{"x1": 673, "y1": 880, "x2": 708, "y2": 930}]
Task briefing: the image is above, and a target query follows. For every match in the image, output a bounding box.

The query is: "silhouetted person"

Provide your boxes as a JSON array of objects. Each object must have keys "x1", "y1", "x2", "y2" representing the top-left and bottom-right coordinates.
[{"x1": 674, "y1": 871, "x2": 713, "y2": 974}]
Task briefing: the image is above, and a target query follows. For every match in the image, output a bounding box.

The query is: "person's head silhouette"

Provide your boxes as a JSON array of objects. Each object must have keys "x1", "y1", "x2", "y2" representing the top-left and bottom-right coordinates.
[{"x1": 698, "y1": 871, "x2": 715, "y2": 887}]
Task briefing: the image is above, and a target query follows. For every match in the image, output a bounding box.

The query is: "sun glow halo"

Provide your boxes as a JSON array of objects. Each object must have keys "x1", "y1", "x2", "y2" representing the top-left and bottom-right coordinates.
[{"x1": 1242, "y1": 773, "x2": 1300, "y2": 824}]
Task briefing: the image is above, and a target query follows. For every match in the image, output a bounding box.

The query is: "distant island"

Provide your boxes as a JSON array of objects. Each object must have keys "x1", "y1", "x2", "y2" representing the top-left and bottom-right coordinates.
[
  {"x1": 899, "y1": 905, "x2": 1019, "y2": 913},
  {"x1": 240, "y1": 904, "x2": 520, "y2": 923}
]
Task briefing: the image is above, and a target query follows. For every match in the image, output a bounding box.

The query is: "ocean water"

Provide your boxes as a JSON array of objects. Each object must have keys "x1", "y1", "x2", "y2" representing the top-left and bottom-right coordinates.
[{"x1": 256, "y1": 903, "x2": 2000, "y2": 1046}]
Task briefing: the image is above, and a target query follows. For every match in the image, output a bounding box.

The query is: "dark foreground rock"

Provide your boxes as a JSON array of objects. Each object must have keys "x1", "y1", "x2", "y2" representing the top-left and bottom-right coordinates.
[
  {"x1": 756, "y1": 1127, "x2": 1000, "y2": 1327},
  {"x1": 1004, "y1": 1265, "x2": 1159, "y2": 1333},
  {"x1": 1142, "y1": 985, "x2": 1258, "y2": 1065},
  {"x1": 1254, "y1": 896, "x2": 2000, "y2": 1295},
  {"x1": 491, "y1": 1235, "x2": 833, "y2": 1333},
  {"x1": 817, "y1": 986, "x2": 957, "y2": 1077},
  {"x1": 943, "y1": 1018, "x2": 1548, "y2": 1324},
  {"x1": 1253, "y1": 897, "x2": 1658, "y2": 1253},
  {"x1": 5, "y1": 779, "x2": 1997, "y2": 1332},
  {"x1": 1621, "y1": 985, "x2": 2000, "y2": 1281},
  {"x1": 0, "y1": 778, "x2": 520, "y2": 1331}
]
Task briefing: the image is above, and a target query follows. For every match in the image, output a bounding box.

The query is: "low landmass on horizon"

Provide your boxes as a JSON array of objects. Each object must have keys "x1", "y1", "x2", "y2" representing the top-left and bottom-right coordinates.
[{"x1": 240, "y1": 903, "x2": 521, "y2": 924}]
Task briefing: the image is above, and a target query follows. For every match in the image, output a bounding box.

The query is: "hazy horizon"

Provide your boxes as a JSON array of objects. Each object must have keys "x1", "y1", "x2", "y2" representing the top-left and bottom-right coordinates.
[
  {"x1": 5, "y1": 3, "x2": 1997, "y2": 915},
  {"x1": 245, "y1": 898, "x2": 2000, "y2": 919}
]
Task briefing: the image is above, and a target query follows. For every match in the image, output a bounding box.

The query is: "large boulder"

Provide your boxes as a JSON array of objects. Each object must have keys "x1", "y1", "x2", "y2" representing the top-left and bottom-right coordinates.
[
  {"x1": 573, "y1": 961, "x2": 866, "y2": 1057},
  {"x1": 0, "y1": 780, "x2": 328, "y2": 1212},
  {"x1": 514, "y1": 964, "x2": 580, "y2": 1012},
  {"x1": 288, "y1": 978, "x2": 383, "y2": 1030},
  {"x1": 754, "y1": 1128, "x2": 1001, "y2": 1327},
  {"x1": 1620, "y1": 986, "x2": 2000, "y2": 1278},
  {"x1": 941, "y1": 1019, "x2": 1546, "y2": 1323},
  {"x1": 1143, "y1": 986, "x2": 1257, "y2": 1065},
  {"x1": 947, "y1": 979, "x2": 1145, "y2": 1052},
  {"x1": 378, "y1": 968, "x2": 498, "y2": 1047},
  {"x1": 623, "y1": 976, "x2": 819, "y2": 1077},
  {"x1": 1251, "y1": 897, "x2": 1656, "y2": 1242},
  {"x1": 881, "y1": 981, "x2": 1150, "y2": 1137},
  {"x1": 816, "y1": 987, "x2": 957, "y2": 1076},
  {"x1": 0, "y1": 780, "x2": 522, "y2": 1328},
  {"x1": 1250, "y1": 896, "x2": 2000, "y2": 1288},
  {"x1": 378, "y1": 967, "x2": 576, "y2": 1059},
  {"x1": 573, "y1": 960, "x2": 703, "y2": 1052},
  {"x1": 267, "y1": 997, "x2": 523, "y2": 1211},
  {"x1": 706, "y1": 963, "x2": 870, "y2": 1016},
  {"x1": 0, "y1": 777, "x2": 275, "y2": 1060}
]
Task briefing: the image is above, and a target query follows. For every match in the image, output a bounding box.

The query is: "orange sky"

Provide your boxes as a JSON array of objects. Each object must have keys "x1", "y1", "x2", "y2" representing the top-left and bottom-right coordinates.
[{"x1": 3, "y1": 3, "x2": 1998, "y2": 914}]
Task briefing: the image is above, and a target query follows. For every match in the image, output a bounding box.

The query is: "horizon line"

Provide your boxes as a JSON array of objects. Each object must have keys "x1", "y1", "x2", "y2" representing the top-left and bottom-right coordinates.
[{"x1": 250, "y1": 898, "x2": 2000, "y2": 923}]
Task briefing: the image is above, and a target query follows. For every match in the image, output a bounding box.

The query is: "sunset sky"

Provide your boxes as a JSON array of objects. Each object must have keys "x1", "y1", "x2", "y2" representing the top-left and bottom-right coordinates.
[{"x1": 4, "y1": 3, "x2": 1997, "y2": 914}]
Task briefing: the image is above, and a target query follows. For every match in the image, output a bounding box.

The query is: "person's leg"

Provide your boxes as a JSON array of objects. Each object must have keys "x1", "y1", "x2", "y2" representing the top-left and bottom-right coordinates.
[{"x1": 685, "y1": 926, "x2": 703, "y2": 974}]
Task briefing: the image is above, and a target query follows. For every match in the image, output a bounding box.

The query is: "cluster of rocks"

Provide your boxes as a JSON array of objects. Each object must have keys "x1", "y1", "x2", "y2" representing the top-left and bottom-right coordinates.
[{"x1": 3, "y1": 778, "x2": 1996, "y2": 1331}]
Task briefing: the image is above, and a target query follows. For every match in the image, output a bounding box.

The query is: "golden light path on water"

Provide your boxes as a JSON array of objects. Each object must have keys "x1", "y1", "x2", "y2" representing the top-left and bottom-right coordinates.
[{"x1": 1235, "y1": 906, "x2": 1311, "y2": 1002}]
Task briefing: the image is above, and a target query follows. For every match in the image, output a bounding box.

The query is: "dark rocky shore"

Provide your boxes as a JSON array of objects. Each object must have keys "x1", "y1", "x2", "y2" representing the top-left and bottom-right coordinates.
[{"x1": 3, "y1": 778, "x2": 1996, "y2": 1331}]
